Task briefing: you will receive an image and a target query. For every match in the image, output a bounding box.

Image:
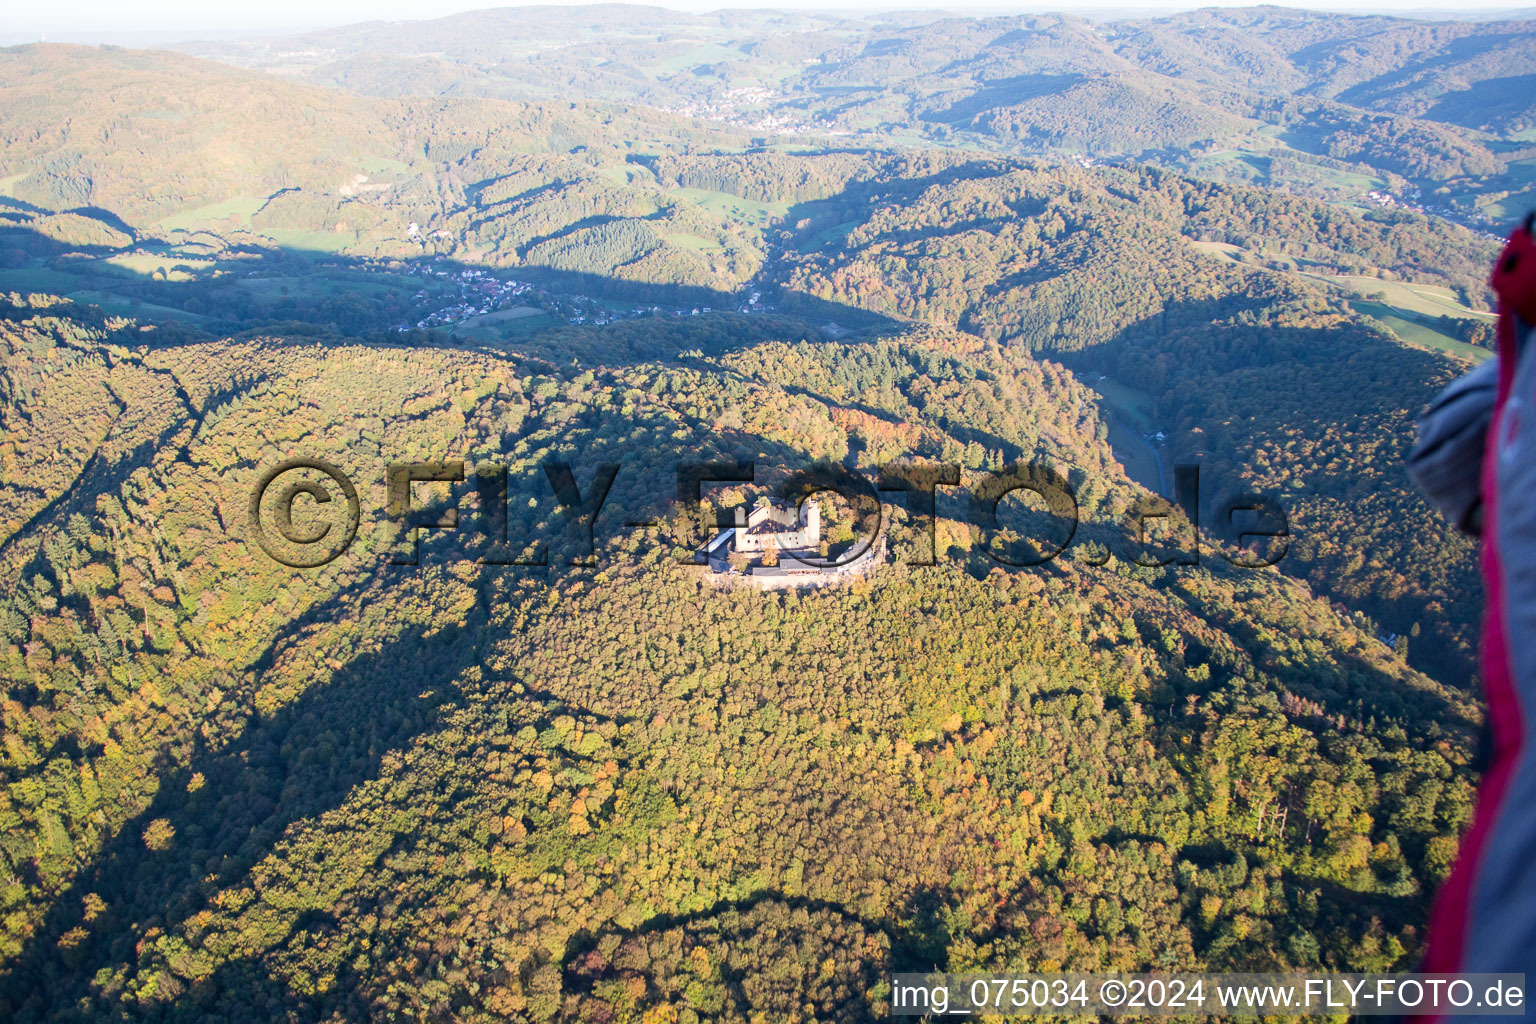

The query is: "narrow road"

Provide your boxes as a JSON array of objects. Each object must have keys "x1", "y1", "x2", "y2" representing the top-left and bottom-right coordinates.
[{"x1": 1137, "y1": 431, "x2": 1169, "y2": 497}]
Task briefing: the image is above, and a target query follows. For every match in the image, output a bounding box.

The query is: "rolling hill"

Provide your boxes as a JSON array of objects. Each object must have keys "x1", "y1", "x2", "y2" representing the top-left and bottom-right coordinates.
[{"x1": 0, "y1": 11, "x2": 1523, "y2": 1020}]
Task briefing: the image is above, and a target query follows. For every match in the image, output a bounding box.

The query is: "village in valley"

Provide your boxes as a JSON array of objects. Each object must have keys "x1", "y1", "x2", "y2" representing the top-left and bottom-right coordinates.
[{"x1": 396, "y1": 259, "x2": 773, "y2": 335}]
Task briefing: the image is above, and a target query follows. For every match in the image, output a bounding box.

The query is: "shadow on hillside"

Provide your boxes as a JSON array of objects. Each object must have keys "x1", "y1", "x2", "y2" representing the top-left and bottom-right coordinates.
[
  {"x1": 559, "y1": 888, "x2": 912, "y2": 1021},
  {"x1": 0, "y1": 374, "x2": 271, "y2": 568},
  {"x1": 0, "y1": 217, "x2": 903, "y2": 367},
  {"x1": 0, "y1": 576, "x2": 475, "y2": 1018},
  {"x1": 0, "y1": 188, "x2": 1486, "y2": 1017},
  {"x1": 1060, "y1": 295, "x2": 1485, "y2": 688},
  {"x1": 0, "y1": 541, "x2": 648, "y2": 1020},
  {"x1": 0, "y1": 381, "x2": 919, "y2": 1017},
  {"x1": 925, "y1": 72, "x2": 1085, "y2": 126}
]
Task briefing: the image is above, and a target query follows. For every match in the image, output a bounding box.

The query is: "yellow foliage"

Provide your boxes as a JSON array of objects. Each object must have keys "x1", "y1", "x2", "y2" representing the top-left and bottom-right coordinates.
[{"x1": 641, "y1": 1004, "x2": 679, "y2": 1024}]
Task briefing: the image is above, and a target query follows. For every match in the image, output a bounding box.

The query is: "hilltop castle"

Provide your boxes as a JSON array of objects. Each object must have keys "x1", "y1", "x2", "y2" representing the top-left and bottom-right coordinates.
[
  {"x1": 733, "y1": 499, "x2": 821, "y2": 554},
  {"x1": 702, "y1": 498, "x2": 882, "y2": 589}
]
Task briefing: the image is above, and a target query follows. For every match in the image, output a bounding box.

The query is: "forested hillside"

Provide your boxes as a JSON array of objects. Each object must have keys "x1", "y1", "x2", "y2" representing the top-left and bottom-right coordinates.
[
  {"x1": 770, "y1": 153, "x2": 1493, "y2": 683},
  {"x1": 180, "y1": 5, "x2": 1536, "y2": 224},
  {"x1": 0, "y1": 292, "x2": 1481, "y2": 1021},
  {"x1": 0, "y1": 10, "x2": 1519, "y2": 1020}
]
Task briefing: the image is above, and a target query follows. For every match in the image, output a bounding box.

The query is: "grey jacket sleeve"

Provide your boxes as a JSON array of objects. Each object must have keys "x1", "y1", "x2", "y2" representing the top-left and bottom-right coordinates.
[{"x1": 1408, "y1": 357, "x2": 1499, "y2": 536}]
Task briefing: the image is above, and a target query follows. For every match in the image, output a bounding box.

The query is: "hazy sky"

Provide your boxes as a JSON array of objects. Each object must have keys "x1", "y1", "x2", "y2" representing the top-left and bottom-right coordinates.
[{"x1": 6, "y1": 0, "x2": 1534, "y2": 42}]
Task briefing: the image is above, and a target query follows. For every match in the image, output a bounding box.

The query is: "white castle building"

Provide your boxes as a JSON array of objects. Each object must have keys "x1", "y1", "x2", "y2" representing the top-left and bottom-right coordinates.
[
  {"x1": 731, "y1": 499, "x2": 820, "y2": 554},
  {"x1": 701, "y1": 499, "x2": 820, "y2": 566},
  {"x1": 701, "y1": 498, "x2": 883, "y2": 589}
]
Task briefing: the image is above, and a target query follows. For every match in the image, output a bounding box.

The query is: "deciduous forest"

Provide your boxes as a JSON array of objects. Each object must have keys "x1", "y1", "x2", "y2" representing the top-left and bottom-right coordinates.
[{"x1": 0, "y1": 5, "x2": 1524, "y2": 1020}]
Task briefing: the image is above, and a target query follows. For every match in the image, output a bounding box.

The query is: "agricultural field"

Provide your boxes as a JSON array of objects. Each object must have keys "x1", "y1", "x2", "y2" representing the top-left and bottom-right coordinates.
[
  {"x1": 446, "y1": 305, "x2": 556, "y2": 341},
  {"x1": 154, "y1": 195, "x2": 267, "y2": 232},
  {"x1": 1351, "y1": 299, "x2": 1491, "y2": 362},
  {"x1": 671, "y1": 186, "x2": 791, "y2": 226}
]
